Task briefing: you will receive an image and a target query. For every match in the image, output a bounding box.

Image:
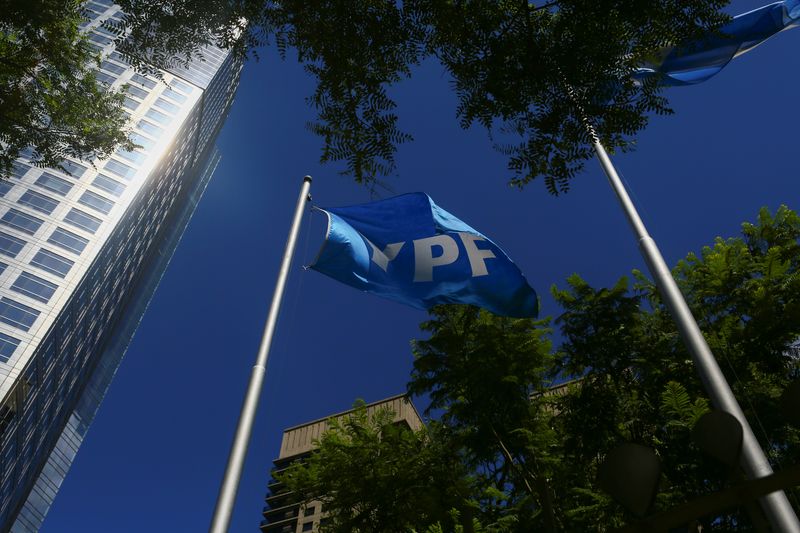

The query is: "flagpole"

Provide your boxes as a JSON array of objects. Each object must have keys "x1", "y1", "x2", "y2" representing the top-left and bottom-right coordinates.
[
  {"x1": 209, "y1": 175, "x2": 312, "y2": 533},
  {"x1": 592, "y1": 140, "x2": 800, "y2": 532}
]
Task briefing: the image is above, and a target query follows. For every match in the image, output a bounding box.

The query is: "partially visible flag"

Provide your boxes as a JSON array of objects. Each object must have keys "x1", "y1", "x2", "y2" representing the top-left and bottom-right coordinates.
[
  {"x1": 635, "y1": 0, "x2": 800, "y2": 86},
  {"x1": 310, "y1": 193, "x2": 538, "y2": 318}
]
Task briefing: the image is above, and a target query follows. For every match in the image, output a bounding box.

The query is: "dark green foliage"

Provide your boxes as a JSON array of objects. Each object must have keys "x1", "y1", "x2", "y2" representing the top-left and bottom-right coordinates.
[
  {"x1": 109, "y1": 0, "x2": 731, "y2": 193},
  {"x1": 0, "y1": 0, "x2": 134, "y2": 177},
  {"x1": 549, "y1": 205, "x2": 800, "y2": 528},
  {"x1": 282, "y1": 206, "x2": 800, "y2": 531},
  {"x1": 111, "y1": 0, "x2": 253, "y2": 75},
  {"x1": 114, "y1": 0, "x2": 425, "y2": 190},
  {"x1": 278, "y1": 402, "x2": 481, "y2": 533},
  {"x1": 274, "y1": 1, "x2": 423, "y2": 185},
  {"x1": 415, "y1": 0, "x2": 729, "y2": 193},
  {"x1": 5, "y1": 1, "x2": 732, "y2": 191},
  {"x1": 409, "y1": 305, "x2": 561, "y2": 530}
]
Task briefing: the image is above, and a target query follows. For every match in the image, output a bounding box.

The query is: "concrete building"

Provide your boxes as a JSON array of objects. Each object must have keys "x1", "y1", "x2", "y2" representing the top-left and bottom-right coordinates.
[
  {"x1": 260, "y1": 395, "x2": 423, "y2": 533},
  {"x1": 0, "y1": 1, "x2": 242, "y2": 530}
]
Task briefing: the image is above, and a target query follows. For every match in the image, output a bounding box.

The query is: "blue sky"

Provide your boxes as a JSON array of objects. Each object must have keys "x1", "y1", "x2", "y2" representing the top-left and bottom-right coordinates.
[{"x1": 40, "y1": 1, "x2": 798, "y2": 531}]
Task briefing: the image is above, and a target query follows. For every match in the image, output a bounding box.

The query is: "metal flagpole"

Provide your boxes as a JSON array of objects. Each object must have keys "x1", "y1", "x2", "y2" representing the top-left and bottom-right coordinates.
[
  {"x1": 592, "y1": 140, "x2": 800, "y2": 532},
  {"x1": 209, "y1": 175, "x2": 312, "y2": 533}
]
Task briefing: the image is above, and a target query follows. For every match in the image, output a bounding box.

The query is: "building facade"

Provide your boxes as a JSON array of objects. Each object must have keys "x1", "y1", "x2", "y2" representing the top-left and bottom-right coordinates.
[
  {"x1": 260, "y1": 395, "x2": 423, "y2": 533},
  {"x1": 0, "y1": 1, "x2": 243, "y2": 530}
]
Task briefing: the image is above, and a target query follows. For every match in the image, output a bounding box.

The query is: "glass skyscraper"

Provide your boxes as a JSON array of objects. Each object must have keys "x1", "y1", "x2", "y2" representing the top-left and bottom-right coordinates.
[{"x1": 0, "y1": 1, "x2": 243, "y2": 530}]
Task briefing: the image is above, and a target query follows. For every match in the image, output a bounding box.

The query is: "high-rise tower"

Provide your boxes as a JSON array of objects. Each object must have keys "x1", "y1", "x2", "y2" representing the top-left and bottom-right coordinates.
[{"x1": 0, "y1": 1, "x2": 243, "y2": 530}]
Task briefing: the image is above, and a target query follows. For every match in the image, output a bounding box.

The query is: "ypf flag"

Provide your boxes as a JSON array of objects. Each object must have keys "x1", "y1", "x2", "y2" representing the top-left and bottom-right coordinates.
[
  {"x1": 310, "y1": 193, "x2": 538, "y2": 318},
  {"x1": 635, "y1": 0, "x2": 800, "y2": 86}
]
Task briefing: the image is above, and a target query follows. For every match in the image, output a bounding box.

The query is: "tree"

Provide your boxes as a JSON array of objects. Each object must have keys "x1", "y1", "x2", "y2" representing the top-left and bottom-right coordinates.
[
  {"x1": 282, "y1": 206, "x2": 800, "y2": 531},
  {"x1": 277, "y1": 401, "x2": 500, "y2": 533},
  {"x1": 548, "y1": 205, "x2": 800, "y2": 529},
  {"x1": 409, "y1": 306, "x2": 561, "y2": 531},
  {"x1": 82, "y1": 1, "x2": 731, "y2": 192},
  {"x1": 4, "y1": 1, "x2": 732, "y2": 191},
  {"x1": 0, "y1": 0, "x2": 134, "y2": 177}
]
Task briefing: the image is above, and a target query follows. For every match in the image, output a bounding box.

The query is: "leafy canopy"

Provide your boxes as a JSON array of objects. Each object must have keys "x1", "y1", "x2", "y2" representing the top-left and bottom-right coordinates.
[
  {"x1": 0, "y1": 0, "x2": 134, "y2": 177},
  {"x1": 110, "y1": 0, "x2": 731, "y2": 193},
  {"x1": 278, "y1": 401, "x2": 486, "y2": 533},
  {"x1": 547, "y1": 205, "x2": 800, "y2": 529},
  {"x1": 281, "y1": 206, "x2": 800, "y2": 531},
  {"x1": 3, "y1": 1, "x2": 732, "y2": 190}
]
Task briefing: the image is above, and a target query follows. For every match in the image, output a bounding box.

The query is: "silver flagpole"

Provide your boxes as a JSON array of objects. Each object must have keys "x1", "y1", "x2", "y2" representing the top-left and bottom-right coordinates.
[
  {"x1": 209, "y1": 175, "x2": 313, "y2": 533},
  {"x1": 592, "y1": 140, "x2": 800, "y2": 531}
]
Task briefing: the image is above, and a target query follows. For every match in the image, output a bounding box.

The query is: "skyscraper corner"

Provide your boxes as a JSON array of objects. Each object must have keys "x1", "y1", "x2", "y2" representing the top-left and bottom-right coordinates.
[{"x1": 0, "y1": 1, "x2": 243, "y2": 530}]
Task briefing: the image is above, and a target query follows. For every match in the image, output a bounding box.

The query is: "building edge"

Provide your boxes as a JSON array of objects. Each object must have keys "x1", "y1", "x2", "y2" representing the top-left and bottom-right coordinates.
[{"x1": 9, "y1": 144, "x2": 222, "y2": 532}]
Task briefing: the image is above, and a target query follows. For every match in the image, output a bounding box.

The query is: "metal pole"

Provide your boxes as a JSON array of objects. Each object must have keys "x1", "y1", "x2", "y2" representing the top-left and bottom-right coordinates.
[
  {"x1": 592, "y1": 140, "x2": 800, "y2": 532},
  {"x1": 209, "y1": 175, "x2": 312, "y2": 533}
]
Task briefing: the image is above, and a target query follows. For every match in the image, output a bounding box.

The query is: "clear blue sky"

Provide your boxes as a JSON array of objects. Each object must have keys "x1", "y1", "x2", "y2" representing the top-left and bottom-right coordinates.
[{"x1": 41, "y1": 1, "x2": 797, "y2": 531}]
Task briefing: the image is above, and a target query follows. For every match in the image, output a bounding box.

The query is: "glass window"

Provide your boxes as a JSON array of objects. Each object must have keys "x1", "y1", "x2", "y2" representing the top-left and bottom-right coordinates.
[
  {"x1": 100, "y1": 60, "x2": 126, "y2": 75},
  {"x1": 92, "y1": 174, "x2": 126, "y2": 197},
  {"x1": 58, "y1": 160, "x2": 86, "y2": 178},
  {"x1": 30, "y1": 249, "x2": 73, "y2": 278},
  {"x1": 94, "y1": 24, "x2": 117, "y2": 38},
  {"x1": 48, "y1": 228, "x2": 88, "y2": 255},
  {"x1": 19, "y1": 147, "x2": 36, "y2": 160},
  {"x1": 103, "y1": 159, "x2": 137, "y2": 180},
  {"x1": 84, "y1": 4, "x2": 105, "y2": 16},
  {"x1": 0, "y1": 332, "x2": 20, "y2": 363},
  {"x1": 11, "y1": 272, "x2": 58, "y2": 304},
  {"x1": 0, "y1": 297, "x2": 39, "y2": 332},
  {"x1": 0, "y1": 232, "x2": 25, "y2": 258},
  {"x1": 106, "y1": 13, "x2": 125, "y2": 25},
  {"x1": 0, "y1": 182, "x2": 12, "y2": 197},
  {"x1": 88, "y1": 33, "x2": 112, "y2": 46},
  {"x1": 18, "y1": 190, "x2": 58, "y2": 215},
  {"x1": 131, "y1": 73, "x2": 157, "y2": 89},
  {"x1": 123, "y1": 97, "x2": 140, "y2": 111},
  {"x1": 0, "y1": 262, "x2": 6, "y2": 276},
  {"x1": 145, "y1": 108, "x2": 171, "y2": 125},
  {"x1": 169, "y1": 78, "x2": 194, "y2": 94},
  {"x1": 302, "y1": 522, "x2": 313, "y2": 532},
  {"x1": 78, "y1": 191, "x2": 114, "y2": 214},
  {"x1": 115, "y1": 148, "x2": 146, "y2": 165},
  {"x1": 11, "y1": 162, "x2": 30, "y2": 179},
  {"x1": 153, "y1": 98, "x2": 180, "y2": 115},
  {"x1": 64, "y1": 208, "x2": 102, "y2": 233},
  {"x1": 161, "y1": 88, "x2": 187, "y2": 104},
  {"x1": 129, "y1": 133, "x2": 154, "y2": 151},
  {"x1": 35, "y1": 173, "x2": 72, "y2": 196},
  {"x1": 95, "y1": 71, "x2": 116, "y2": 86},
  {"x1": 0, "y1": 209, "x2": 43, "y2": 235},
  {"x1": 125, "y1": 85, "x2": 148, "y2": 100},
  {"x1": 136, "y1": 120, "x2": 163, "y2": 138}
]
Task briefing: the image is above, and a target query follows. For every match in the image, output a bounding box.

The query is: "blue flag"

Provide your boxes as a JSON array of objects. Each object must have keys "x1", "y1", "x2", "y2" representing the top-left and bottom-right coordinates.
[
  {"x1": 635, "y1": 0, "x2": 800, "y2": 86},
  {"x1": 310, "y1": 193, "x2": 538, "y2": 318}
]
